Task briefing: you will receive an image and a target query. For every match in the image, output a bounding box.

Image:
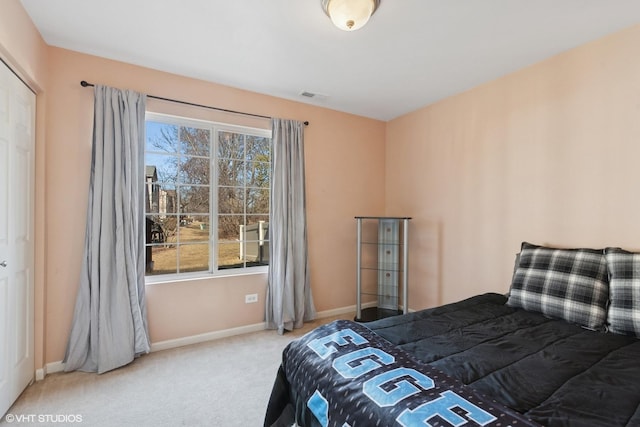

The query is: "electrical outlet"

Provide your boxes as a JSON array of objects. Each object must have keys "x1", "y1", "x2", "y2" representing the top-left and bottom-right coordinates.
[{"x1": 245, "y1": 293, "x2": 258, "y2": 304}]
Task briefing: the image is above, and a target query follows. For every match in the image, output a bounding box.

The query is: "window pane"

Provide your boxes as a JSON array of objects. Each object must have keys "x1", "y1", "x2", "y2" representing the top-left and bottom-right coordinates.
[
  {"x1": 178, "y1": 243, "x2": 209, "y2": 273},
  {"x1": 218, "y1": 158, "x2": 245, "y2": 186},
  {"x1": 180, "y1": 126, "x2": 210, "y2": 157},
  {"x1": 218, "y1": 187, "x2": 244, "y2": 214},
  {"x1": 145, "y1": 181, "x2": 160, "y2": 213},
  {"x1": 157, "y1": 185, "x2": 178, "y2": 215},
  {"x1": 218, "y1": 215, "x2": 242, "y2": 241},
  {"x1": 180, "y1": 185, "x2": 210, "y2": 214},
  {"x1": 246, "y1": 135, "x2": 270, "y2": 161},
  {"x1": 146, "y1": 215, "x2": 167, "y2": 243},
  {"x1": 248, "y1": 241, "x2": 269, "y2": 267},
  {"x1": 146, "y1": 122, "x2": 179, "y2": 154},
  {"x1": 179, "y1": 215, "x2": 210, "y2": 243},
  {"x1": 179, "y1": 156, "x2": 210, "y2": 185},
  {"x1": 160, "y1": 216, "x2": 178, "y2": 244},
  {"x1": 246, "y1": 161, "x2": 269, "y2": 188},
  {"x1": 145, "y1": 165, "x2": 159, "y2": 184},
  {"x1": 239, "y1": 219, "x2": 269, "y2": 267},
  {"x1": 247, "y1": 215, "x2": 269, "y2": 227},
  {"x1": 146, "y1": 153, "x2": 178, "y2": 184},
  {"x1": 147, "y1": 244, "x2": 178, "y2": 275},
  {"x1": 218, "y1": 131, "x2": 244, "y2": 159},
  {"x1": 218, "y1": 241, "x2": 243, "y2": 269},
  {"x1": 246, "y1": 188, "x2": 269, "y2": 215},
  {"x1": 146, "y1": 184, "x2": 178, "y2": 216}
]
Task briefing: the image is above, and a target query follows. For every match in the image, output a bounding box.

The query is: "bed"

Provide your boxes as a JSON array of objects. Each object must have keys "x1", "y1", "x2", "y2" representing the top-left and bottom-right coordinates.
[{"x1": 264, "y1": 243, "x2": 640, "y2": 427}]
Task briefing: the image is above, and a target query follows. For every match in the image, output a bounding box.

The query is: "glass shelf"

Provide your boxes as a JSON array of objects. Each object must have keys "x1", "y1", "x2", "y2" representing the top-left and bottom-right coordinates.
[
  {"x1": 355, "y1": 216, "x2": 410, "y2": 322},
  {"x1": 360, "y1": 241, "x2": 402, "y2": 246}
]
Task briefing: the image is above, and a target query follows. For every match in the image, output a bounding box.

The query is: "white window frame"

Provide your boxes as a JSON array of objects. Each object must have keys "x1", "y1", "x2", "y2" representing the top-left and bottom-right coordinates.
[{"x1": 144, "y1": 112, "x2": 271, "y2": 284}]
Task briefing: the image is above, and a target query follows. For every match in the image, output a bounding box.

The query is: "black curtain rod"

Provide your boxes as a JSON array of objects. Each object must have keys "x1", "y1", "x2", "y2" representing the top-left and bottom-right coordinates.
[{"x1": 80, "y1": 81, "x2": 309, "y2": 126}]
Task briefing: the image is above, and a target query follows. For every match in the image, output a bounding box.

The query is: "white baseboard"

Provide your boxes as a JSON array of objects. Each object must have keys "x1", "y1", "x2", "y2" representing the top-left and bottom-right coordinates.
[
  {"x1": 150, "y1": 302, "x2": 370, "y2": 353},
  {"x1": 150, "y1": 322, "x2": 267, "y2": 352},
  {"x1": 47, "y1": 361, "x2": 65, "y2": 374},
  {"x1": 35, "y1": 368, "x2": 45, "y2": 381},
  {"x1": 36, "y1": 301, "x2": 376, "y2": 380},
  {"x1": 316, "y1": 304, "x2": 357, "y2": 318},
  {"x1": 34, "y1": 360, "x2": 64, "y2": 381},
  {"x1": 316, "y1": 301, "x2": 378, "y2": 317}
]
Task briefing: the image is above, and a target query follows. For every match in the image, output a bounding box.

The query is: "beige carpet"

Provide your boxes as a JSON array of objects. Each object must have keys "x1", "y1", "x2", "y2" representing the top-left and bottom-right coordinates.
[{"x1": 2, "y1": 315, "x2": 352, "y2": 427}]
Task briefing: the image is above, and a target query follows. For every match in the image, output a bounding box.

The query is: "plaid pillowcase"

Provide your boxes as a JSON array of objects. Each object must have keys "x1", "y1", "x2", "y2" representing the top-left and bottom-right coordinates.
[
  {"x1": 507, "y1": 242, "x2": 609, "y2": 330},
  {"x1": 605, "y1": 247, "x2": 640, "y2": 337}
]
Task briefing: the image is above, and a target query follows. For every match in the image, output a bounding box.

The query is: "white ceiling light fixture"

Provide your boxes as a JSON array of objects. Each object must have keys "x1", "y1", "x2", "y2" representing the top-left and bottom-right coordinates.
[{"x1": 321, "y1": 0, "x2": 381, "y2": 31}]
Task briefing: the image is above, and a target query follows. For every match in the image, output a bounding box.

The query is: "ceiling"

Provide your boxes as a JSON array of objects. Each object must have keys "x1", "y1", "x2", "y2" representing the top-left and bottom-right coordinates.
[{"x1": 19, "y1": 0, "x2": 640, "y2": 121}]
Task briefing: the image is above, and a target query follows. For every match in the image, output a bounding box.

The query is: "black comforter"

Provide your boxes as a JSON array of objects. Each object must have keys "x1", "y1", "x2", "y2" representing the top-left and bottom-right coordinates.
[
  {"x1": 366, "y1": 293, "x2": 640, "y2": 426},
  {"x1": 265, "y1": 293, "x2": 640, "y2": 427}
]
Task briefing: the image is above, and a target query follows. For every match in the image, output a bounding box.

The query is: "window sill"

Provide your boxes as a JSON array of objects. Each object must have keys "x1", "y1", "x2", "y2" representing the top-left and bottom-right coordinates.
[{"x1": 145, "y1": 265, "x2": 268, "y2": 285}]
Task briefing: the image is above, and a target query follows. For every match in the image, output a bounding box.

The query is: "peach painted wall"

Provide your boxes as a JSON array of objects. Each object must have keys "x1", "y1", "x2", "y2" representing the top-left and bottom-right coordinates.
[
  {"x1": 44, "y1": 47, "x2": 385, "y2": 363},
  {"x1": 0, "y1": 0, "x2": 49, "y2": 373},
  {"x1": 386, "y1": 24, "x2": 640, "y2": 309},
  {"x1": 0, "y1": 0, "x2": 47, "y2": 86}
]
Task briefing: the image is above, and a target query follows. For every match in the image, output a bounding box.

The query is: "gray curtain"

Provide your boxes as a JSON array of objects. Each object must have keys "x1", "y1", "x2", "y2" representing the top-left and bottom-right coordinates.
[
  {"x1": 64, "y1": 85, "x2": 150, "y2": 374},
  {"x1": 266, "y1": 119, "x2": 316, "y2": 334}
]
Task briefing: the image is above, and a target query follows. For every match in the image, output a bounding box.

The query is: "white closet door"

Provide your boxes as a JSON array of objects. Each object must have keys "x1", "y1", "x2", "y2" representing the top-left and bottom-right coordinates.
[{"x1": 0, "y1": 60, "x2": 35, "y2": 417}]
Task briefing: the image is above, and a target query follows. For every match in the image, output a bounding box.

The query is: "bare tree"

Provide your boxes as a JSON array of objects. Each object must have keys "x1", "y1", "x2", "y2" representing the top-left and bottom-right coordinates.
[{"x1": 147, "y1": 124, "x2": 270, "y2": 242}]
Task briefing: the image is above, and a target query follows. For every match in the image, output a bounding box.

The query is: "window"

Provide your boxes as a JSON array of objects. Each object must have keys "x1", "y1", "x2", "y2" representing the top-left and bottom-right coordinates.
[{"x1": 144, "y1": 113, "x2": 271, "y2": 278}]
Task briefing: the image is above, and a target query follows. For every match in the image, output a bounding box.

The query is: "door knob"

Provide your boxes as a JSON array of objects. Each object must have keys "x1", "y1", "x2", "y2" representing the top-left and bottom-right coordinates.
[{"x1": 0, "y1": 261, "x2": 6, "y2": 267}]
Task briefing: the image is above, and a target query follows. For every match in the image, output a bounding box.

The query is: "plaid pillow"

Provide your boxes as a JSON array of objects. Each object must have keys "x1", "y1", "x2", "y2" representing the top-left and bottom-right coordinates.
[
  {"x1": 507, "y1": 242, "x2": 609, "y2": 330},
  {"x1": 605, "y1": 247, "x2": 640, "y2": 337}
]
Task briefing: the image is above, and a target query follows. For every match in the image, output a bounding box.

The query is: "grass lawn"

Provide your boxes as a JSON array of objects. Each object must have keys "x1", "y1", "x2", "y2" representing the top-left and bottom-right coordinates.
[{"x1": 148, "y1": 222, "x2": 243, "y2": 275}]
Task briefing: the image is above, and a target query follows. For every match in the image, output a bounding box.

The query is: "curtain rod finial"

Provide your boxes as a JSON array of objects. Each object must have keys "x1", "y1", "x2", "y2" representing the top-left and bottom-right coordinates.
[{"x1": 80, "y1": 80, "x2": 92, "y2": 87}]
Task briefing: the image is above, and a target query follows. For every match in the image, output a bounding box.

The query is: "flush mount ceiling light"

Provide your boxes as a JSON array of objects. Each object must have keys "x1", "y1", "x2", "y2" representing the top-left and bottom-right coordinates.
[{"x1": 321, "y1": 0, "x2": 381, "y2": 31}]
